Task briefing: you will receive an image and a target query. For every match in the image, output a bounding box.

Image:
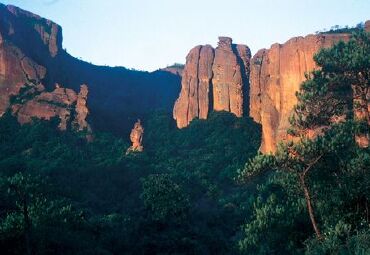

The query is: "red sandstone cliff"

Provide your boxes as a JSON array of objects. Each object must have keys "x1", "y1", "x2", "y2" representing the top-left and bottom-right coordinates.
[
  {"x1": 0, "y1": 41, "x2": 46, "y2": 115},
  {"x1": 173, "y1": 37, "x2": 251, "y2": 128},
  {"x1": 0, "y1": 4, "x2": 90, "y2": 132},
  {"x1": 249, "y1": 33, "x2": 352, "y2": 153},
  {"x1": 0, "y1": 33, "x2": 90, "y2": 131}
]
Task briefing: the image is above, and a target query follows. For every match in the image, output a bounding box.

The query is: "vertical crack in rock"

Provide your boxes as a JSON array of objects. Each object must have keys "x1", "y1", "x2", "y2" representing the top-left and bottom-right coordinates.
[{"x1": 196, "y1": 46, "x2": 202, "y2": 119}]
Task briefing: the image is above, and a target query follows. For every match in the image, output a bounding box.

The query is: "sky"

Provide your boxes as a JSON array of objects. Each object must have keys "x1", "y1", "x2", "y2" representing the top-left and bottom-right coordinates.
[{"x1": 1, "y1": 0, "x2": 369, "y2": 71}]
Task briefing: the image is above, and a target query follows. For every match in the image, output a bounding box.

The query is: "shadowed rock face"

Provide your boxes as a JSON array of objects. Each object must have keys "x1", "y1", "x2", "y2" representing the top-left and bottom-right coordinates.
[
  {"x1": 249, "y1": 33, "x2": 351, "y2": 153},
  {"x1": 173, "y1": 37, "x2": 251, "y2": 128},
  {"x1": 4, "y1": 5, "x2": 62, "y2": 57}
]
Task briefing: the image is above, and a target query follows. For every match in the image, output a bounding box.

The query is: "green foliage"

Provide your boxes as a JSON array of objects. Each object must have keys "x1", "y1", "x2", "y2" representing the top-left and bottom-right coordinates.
[
  {"x1": 141, "y1": 174, "x2": 190, "y2": 221},
  {"x1": 0, "y1": 26, "x2": 367, "y2": 255},
  {"x1": 0, "y1": 111, "x2": 261, "y2": 254},
  {"x1": 317, "y1": 23, "x2": 363, "y2": 34},
  {"x1": 239, "y1": 30, "x2": 370, "y2": 254},
  {"x1": 0, "y1": 172, "x2": 95, "y2": 255},
  {"x1": 290, "y1": 31, "x2": 370, "y2": 136},
  {"x1": 240, "y1": 121, "x2": 370, "y2": 253},
  {"x1": 305, "y1": 225, "x2": 370, "y2": 255}
]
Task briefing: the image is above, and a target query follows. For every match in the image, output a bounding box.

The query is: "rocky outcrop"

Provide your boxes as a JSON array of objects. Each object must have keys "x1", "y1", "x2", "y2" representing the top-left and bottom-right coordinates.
[
  {"x1": 365, "y1": 20, "x2": 370, "y2": 32},
  {"x1": 73, "y1": 84, "x2": 91, "y2": 131},
  {"x1": 173, "y1": 37, "x2": 251, "y2": 128},
  {"x1": 0, "y1": 41, "x2": 46, "y2": 116},
  {"x1": 11, "y1": 83, "x2": 90, "y2": 131},
  {"x1": 0, "y1": 7, "x2": 89, "y2": 133},
  {"x1": 127, "y1": 120, "x2": 144, "y2": 153},
  {"x1": 0, "y1": 3, "x2": 61, "y2": 118},
  {"x1": 249, "y1": 33, "x2": 351, "y2": 153}
]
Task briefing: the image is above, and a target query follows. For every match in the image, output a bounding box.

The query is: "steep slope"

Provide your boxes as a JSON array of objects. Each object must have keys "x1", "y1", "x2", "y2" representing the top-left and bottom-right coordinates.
[
  {"x1": 0, "y1": 4, "x2": 181, "y2": 136},
  {"x1": 173, "y1": 37, "x2": 251, "y2": 128}
]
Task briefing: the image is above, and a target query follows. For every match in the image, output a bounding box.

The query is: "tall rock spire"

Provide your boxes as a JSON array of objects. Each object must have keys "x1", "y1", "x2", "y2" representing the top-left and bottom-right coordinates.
[{"x1": 173, "y1": 37, "x2": 251, "y2": 128}]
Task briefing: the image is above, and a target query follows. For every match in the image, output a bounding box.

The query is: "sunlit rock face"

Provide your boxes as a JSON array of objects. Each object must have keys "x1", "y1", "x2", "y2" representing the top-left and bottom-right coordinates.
[
  {"x1": 173, "y1": 37, "x2": 251, "y2": 128},
  {"x1": 0, "y1": 4, "x2": 50, "y2": 116},
  {"x1": 0, "y1": 42, "x2": 46, "y2": 116},
  {"x1": 249, "y1": 33, "x2": 351, "y2": 153},
  {"x1": 0, "y1": 3, "x2": 88, "y2": 130},
  {"x1": 213, "y1": 37, "x2": 244, "y2": 116},
  {"x1": 127, "y1": 120, "x2": 144, "y2": 153},
  {"x1": 173, "y1": 45, "x2": 214, "y2": 128},
  {"x1": 365, "y1": 20, "x2": 370, "y2": 32},
  {"x1": 12, "y1": 83, "x2": 91, "y2": 131}
]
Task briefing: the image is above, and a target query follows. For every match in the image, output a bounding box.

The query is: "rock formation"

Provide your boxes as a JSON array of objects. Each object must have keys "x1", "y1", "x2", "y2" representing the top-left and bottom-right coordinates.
[
  {"x1": 73, "y1": 84, "x2": 91, "y2": 131},
  {"x1": 213, "y1": 37, "x2": 245, "y2": 116},
  {"x1": 0, "y1": 3, "x2": 180, "y2": 137},
  {"x1": 249, "y1": 33, "x2": 351, "y2": 153},
  {"x1": 127, "y1": 120, "x2": 144, "y2": 153},
  {"x1": 0, "y1": 6, "x2": 91, "y2": 133},
  {"x1": 365, "y1": 20, "x2": 370, "y2": 32},
  {"x1": 11, "y1": 83, "x2": 91, "y2": 131},
  {"x1": 173, "y1": 37, "x2": 251, "y2": 128},
  {"x1": 0, "y1": 41, "x2": 46, "y2": 116},
  {"x1": 0, "y1": 4, "x2": 70, "y2": 128},
  {"x1": 1, "y1": 3, "x2": 369, "y2": 149},
  {"x1": 173, "y1": 45, "x2": 214, "y2": 128}
]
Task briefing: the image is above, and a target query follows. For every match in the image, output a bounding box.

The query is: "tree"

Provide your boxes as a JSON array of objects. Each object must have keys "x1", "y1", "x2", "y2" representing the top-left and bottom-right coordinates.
[
  {"x1": 0, "y1": 173, "x2": 46, "y2": 255},
  {"x1": 239, "y1": 29, "x2": 370, "y2": 253},
  {"x1": 290, "y1": 31, "x2": 370, "y2": 142},
  {"x1": 0, "y1": 172, "x2": 92, "y2": 255},
  {"x1": 239, "y1": 121, "x2": 370, "y2": 253},
  {"x1": 141, "y1": 174, "x2": 190, "y2": 221}
]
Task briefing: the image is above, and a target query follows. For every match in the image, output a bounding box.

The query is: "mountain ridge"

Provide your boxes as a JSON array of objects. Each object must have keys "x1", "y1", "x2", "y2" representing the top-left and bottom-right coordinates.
[{"x1": 0, "y1": 3, "x2": 181, "y2": 137}]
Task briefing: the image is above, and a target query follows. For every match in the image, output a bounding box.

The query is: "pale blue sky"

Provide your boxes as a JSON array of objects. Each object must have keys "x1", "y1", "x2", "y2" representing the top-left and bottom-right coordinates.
[{"x1": 2, "y1": 0, "x2": 369, "y2": 71}]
